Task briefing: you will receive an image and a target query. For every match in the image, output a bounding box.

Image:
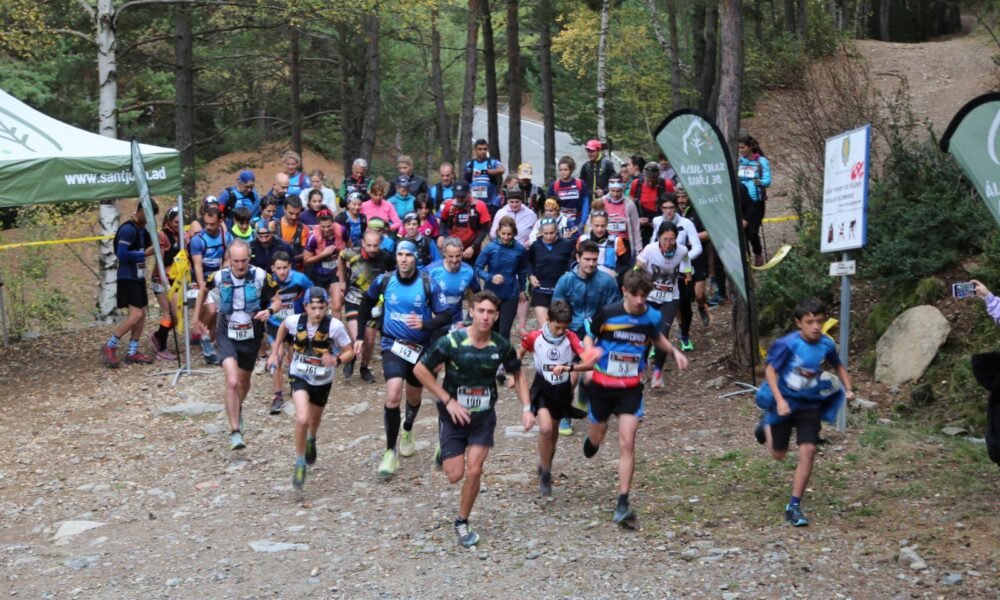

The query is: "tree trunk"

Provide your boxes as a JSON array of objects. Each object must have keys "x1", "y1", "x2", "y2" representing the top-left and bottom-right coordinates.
[
  {"x1": 458, "y1": 0, "x2": 481, "y2": 164},
  {"x1": 431, "y1": 8, "x2": 453, "y2": 164},
  {"x1": 795, "y1": 0, "x2": 807, "y2": 39},
  {"x1": 97, "y1": 0, "x2": 120, "y2": 320},
  {"x1": 173, "y1": 2, "x2": 195, "y2": 200},
  {"x1": 698, "y1": 4, "x2": 719, "y2": 117},
  {"x1": 878, "y1": 0, "x2": 890, "y2": 40},
  {"x1": 289, "y1": 25, "x2": 302, "y2": 161},
  {"x1": 667, "y1": 0, "x2": 682, "y2": 110},
  {"x1": 338, "y1": 23, "x2": 361, "y2": 175},
  {"x1": 538, "y1": 0, "x2": 556, "y2": 182},
  {"x1": 784, "y1": 0, "x2": 795, "y2": 34},
  {"x1": 482, "y1": 0, "x2": 501, "y2": 161},
  {"x1": 731, "y1": 283, "x2": 756, "y2": 371},
  {"x1": 359, "y1": 13, "x2": 380, "y2": 164},
  {"x1": 754, "y1": 0, "x2": 764, "y2": 44},
  {"x1": 596, "y1": 0, "x2": 610, "y2": 141},
  {"x1": 506, "y1": 0, "x2": 522, "y2": 170},
  {"x1": 717, "y1": 0, "x2": 743, "y2": 155}
]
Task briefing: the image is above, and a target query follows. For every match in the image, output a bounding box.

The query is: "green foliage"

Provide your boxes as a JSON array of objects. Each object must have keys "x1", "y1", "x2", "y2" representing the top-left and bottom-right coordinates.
[
  {"x1": 862, "y1": 132, "x2": 993, "y2": 290},
  {"x1": 754, "y1": 217, "x2": 835, "y2": 333},
  {"x1": 913, "y1": 277, "x2": 946, "y2": 304}
]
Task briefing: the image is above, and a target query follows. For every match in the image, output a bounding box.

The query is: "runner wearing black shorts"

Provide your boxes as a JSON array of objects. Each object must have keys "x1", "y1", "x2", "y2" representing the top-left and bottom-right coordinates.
[
  {"x1": 414, "y1": 291, "x2": 534, "y2": 548},
  {"x1": 339, "y1": 229, "x2": 391, "y2": 382}
]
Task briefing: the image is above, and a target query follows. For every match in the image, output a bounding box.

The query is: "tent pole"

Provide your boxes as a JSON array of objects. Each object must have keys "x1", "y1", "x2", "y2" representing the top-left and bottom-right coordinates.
[{"x1": 0, "y1": 271, "x2": 8, "y2": 346}]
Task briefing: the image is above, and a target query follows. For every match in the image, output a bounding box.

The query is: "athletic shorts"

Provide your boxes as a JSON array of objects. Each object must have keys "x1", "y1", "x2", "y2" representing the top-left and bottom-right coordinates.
[
  {"x1": 216, "y1": 322, "x2": 263, "y2": 371},
  {"x1": 344, "y1": 301, "x2": 360, "y2": 322},
  {"x1": 691, "y1": 255, "x2": 709, "y2": 282},
  {"x1": 586, "y1": 381, "x2": 644, "y2": 423},
  {"x1": 313, "y1": 273, "x2": 339, "y2": 288},
  {"x1": 290, "y1": 378, "x2": 333, "y2": 408},
  {"x1": 530, "y1": 289, "x2": 554, "y2": 309},
  {"x1": 437, "y1": 406, "x2": 497, "y2": 460},
  {"x1": 769, "y1": 407, "x2": 822, "y2": 451},
  {"x1": 381, "y1": 346, "x2": 424, "y2": 387},
  {"x1": 116, "y1": 279, "x2": 148, "y2": 309},
  {"x1": 530, "y1": 374, "x2": 586, "y2": 421},
  {"x1": 266, "y1": 320, "x2": 281, "y2": 342}
]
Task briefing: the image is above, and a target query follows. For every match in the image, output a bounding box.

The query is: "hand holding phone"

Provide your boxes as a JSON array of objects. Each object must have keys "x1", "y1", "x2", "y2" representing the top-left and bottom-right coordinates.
[{"x1": 952, "y1": 282, "x2": 975, "y2": 299}]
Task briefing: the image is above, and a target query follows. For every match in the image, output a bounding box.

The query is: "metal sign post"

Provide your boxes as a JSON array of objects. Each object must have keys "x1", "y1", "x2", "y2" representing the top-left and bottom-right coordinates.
[{"x1": 836, "y1": 251, "x2": 851, "y2": 431}]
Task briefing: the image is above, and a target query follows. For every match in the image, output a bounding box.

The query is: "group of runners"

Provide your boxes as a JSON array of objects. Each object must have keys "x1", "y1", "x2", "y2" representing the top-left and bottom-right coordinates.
[{"x1": 99, "y1": 138, "x2": 855, "y2": 546}]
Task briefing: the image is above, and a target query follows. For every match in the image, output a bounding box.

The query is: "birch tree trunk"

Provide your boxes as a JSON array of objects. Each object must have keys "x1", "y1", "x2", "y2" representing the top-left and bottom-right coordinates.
[
  {"x1": 458, "y1": 0, "x2": 481, "y2": 163},
  {"x1": 667, "y1": 0, "x2": 682, "y2": 110},
  {"x1": 506, "y1": 0, "x2": 522, "y2": 170},
  {"x1": 289, "y1": 25, "x2": 303, "y2": 160},
  {"x1": 431, "y1": 7, "x2": 453, "y2": 164},
  {"x1": 596, "y1": 0, "x2": 610, "y2": 141},
  {"x1": 97, "y1": 0, "x2": 120, "y2": 320}
]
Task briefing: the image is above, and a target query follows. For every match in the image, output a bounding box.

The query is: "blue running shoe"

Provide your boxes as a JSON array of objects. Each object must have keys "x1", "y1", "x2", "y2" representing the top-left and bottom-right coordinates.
[{"x1": 785, "y1": 503, "x2": 809, "y2": 527}]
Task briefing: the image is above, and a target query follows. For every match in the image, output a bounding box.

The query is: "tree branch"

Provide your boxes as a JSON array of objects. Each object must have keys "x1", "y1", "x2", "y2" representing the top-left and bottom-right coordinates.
[
  {"x1": 193, "y1": 116, "x2": 289, "y2": 147},
  {"x1": 76, "y1": 0, "x2": 96, "y2": 20},
  {"x1": 48, "y1": 28, "x2": 96, "y2": 45}
]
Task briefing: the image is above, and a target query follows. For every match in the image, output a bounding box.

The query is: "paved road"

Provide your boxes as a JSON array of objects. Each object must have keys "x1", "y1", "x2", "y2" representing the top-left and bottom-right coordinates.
[{"x1": 472, "y1": 107, "x2": 589, "y2": 182}]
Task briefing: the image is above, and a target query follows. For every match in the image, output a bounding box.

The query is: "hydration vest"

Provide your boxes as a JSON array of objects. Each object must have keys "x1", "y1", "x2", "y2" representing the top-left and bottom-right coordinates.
[
  {"x1": 218, "y1": 267, "x2": 263, "y2": 314},
  {"x1": 292, "y1": 315, "x2": 332, "y2": 357}
]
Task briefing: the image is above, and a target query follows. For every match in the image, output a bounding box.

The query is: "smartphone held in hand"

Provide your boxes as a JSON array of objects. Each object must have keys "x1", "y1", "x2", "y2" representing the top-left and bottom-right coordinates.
[{"x1": 952, "y1": 282, "x2": 975, "y2": 299}]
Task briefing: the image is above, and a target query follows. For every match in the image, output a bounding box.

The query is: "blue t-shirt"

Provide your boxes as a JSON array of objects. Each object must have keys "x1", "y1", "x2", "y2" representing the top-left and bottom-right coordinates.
[
  {"x1": 428, "y1": 261, "x2": 480, "y2": 323},
  {"x1": 589, "y1": 302, "x2": 661, "y2": 390},
  {"x1": 219, "y1": 187, "x2": 260, "y2": 221},
  {"x1": 269, "y1": 270, "x2": 314, "y2": 326},
  {"x1": 366, "y1": 272, "x2": 447, "y2": 350},
  {"x1": 756, "y1": 331, "x2": 845, "y2": 425},
  {"x1": 466, "y1": 158, "x2": 502, "y2": 206},
  {"x1": 388, "y1": 194, "x2": 415, "y2": 220},
  {"x1": 189, "y1": 229, "x2": 233, "y2": 277},
  {"x1": 114, "y1": 221, "x2": 151, "y2": 280}
]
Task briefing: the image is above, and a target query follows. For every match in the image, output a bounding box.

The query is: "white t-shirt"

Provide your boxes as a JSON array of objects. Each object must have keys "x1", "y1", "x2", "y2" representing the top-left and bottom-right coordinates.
[
  {"x1": 282, "y1": 313, "x2": 352, "y2": 348},
  {"x1": 637, "y1": 241, "x2": 689, "y2": 304},
  {"x1": 651, "y1": 214, "x2": 702, "y2": 261},
  {"x1": 211, "y1": 267, "x2": 269, "y2": 325}
]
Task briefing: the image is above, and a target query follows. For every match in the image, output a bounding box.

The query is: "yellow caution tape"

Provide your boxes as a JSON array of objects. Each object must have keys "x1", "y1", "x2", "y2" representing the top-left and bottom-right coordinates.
[
  {"x1": 750, "y1": 244, "x2": 792, "y2": 270},
  {"x1": 0, "y1": 235, "x2": 112, "y2": 250},
  {"x1": 166, "y1": 249, "x2": 192, "y2": 334},
  {"x1": 822, "y1": 317, "x2": 838, "y2": 341},
  {"x1": 762, "y1": 215, "x2": 799, "y2": 223}
]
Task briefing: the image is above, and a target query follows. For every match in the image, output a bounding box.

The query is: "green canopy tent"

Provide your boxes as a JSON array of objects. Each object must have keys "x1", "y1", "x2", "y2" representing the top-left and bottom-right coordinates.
[
  {"x1": 0, "y1": 88, "x2": 182, "y2": 321},
  {"x1": 0, "y1": 89, "x2": 181, "y2": 205}
]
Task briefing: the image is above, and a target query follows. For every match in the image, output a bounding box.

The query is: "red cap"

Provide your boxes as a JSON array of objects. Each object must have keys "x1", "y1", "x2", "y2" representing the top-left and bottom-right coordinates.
[{"x1": 585, "y1": 139, "x2": 602, "y2": 151}]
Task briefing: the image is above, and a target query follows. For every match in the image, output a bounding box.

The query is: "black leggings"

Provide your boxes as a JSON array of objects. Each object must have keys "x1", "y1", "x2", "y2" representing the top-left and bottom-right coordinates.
[
  {"x1": 678, "y1": 278, "x2": 693, "y2": 338},
  {"x1": 493, "y1": 295, "x2": 519, "y2": 341},
  {"x1": 745, "y1": 200, "x2": 766, "y2": 257},
  {"x1": 652, "y1": 300, "x2": 679, "y2": 370}
]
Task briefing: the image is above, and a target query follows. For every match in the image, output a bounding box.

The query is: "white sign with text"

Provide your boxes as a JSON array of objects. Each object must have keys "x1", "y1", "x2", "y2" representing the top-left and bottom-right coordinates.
[{"x1": 821, "y1": 125, "x2": 871, "y2": 253}]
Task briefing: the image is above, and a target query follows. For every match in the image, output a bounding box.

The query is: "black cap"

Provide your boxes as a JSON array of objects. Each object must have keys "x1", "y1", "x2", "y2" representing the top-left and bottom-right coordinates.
[
  {"x1": 396, "y1": 175, "x2": 411, "y2": 188},
  {"x1": 453, "y1": 183, "x2": 469, "y2": 198}
]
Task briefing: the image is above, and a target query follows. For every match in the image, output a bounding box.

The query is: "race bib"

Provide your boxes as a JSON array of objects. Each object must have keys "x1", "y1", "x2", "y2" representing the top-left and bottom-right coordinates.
[
  {"x1": 390, "y1": 339, "x2": 422, "y2": 364},
  {"x1": 227, "y1": 321, "x2": 255, "y2": 341},
  {"x1": 650, "y1": 281, "x2": 674, "y2": 303},
  {"x1": 321, "y1": 260, "x2": 337, "y2": 270},
  {"x1": 542, "y1": 363, "x2": 570, "y2": 385},
  {"x1": 607, "y1": 351, "x2": 639, "y2": 378},
  {"x1": 560, "y1": 208, "x2": 577, "y2": 219},
  {"x1": 289, "y1": 352, "x2": 331, "y2": 385},
  {"x1": 471, "y1": 187, "x2": 488, "y2": 199},
  {"x1": 345, "y1": 288, "x2": 362, "y2": 305},
  {"x1": 738, "y1": 165, "x2": 757, "y2": 180},
  {"x1": 608, "y1": 220, "x2": 627, "y2": 233},
  {"x1": 457, "y1": 386, "x2": 490, "y2": 412},
  {"x1": 136, "y1": 263, "x2": 145, "y2": 279},
  {"x1": 274, "y1": 303, "x2": 293, "y2": 320},
  {"x1": 372, "y1": 303, "x2": 383, "y2": 318}
]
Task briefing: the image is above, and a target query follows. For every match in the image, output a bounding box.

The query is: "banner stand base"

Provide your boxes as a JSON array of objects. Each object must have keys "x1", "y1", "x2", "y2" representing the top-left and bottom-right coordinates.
[{"x1": 718, "y1": 381, "x2": 758, "y2": 399}]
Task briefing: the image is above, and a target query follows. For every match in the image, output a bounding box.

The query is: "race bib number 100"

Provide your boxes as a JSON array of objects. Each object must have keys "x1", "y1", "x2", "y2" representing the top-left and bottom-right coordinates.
[
  {"x1": 457, "y1": 386, "x2": 490, "y2": 412},
  {"x1": 390, "y1": 340, "x2": 422, "y2": 364}
]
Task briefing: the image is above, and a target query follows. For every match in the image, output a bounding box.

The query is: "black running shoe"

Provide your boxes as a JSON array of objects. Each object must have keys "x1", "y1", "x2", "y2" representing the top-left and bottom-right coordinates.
[
  {"x1": 583, "y1": 437, "x2": 599, "y2": 458},
  {"x1": 343, "y1": 359, "x2": 355, "y2": 379},
  {"x1": 360, "y1": 365, "x2": 375, "y2": 384},
  {"x1": 538, "y1": 466, "x2": 552, "y2": 497},
  {"x1": 754, "y1": 421, "x2": 766, "y2": 445},
  {"x1": 305, "y1": 438, "x2": 317, "y2": 465},
  {"x1": 269, "y1": 394, "x2": 284, "y2": 415}
]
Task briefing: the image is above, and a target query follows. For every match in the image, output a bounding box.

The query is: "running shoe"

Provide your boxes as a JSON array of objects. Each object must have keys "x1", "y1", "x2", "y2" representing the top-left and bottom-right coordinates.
[
  {"x1": 149, "y1": 331, "x2": 163, "y2": 353},
  {"x1": 292, "y1": 463, "x2": 306, "y2": 491},
  {"x1": 305, "y1": 438, "x2": 317, "y2": 465},
  {"x1": 583, "y1": 436, "x2": 599, "y2": 458},
  {"x1": 699, "y1": 306, "x2": 712, "y2": 327},
  {"x1": 399, "y1": 430, "x2": 416, "y2": 457},
  {"x1": 229, "y1": 431, "x2": 246, "y2": 450},
  {"x1": 613, "y1": 504, "x2": 636, "y2": 524},
  {"x1": 101, "y1": 344, "x2": 121, "y2": 368},
  {"x1": 650, "y1": 369, "x2": 664, "y2": 389},
  {"x1": 538, "y1": 466, "x2": 552, "y2": 497},
  {"x1": 785, "y1": 503, "x2": 809, "y2": 527},
  {"x1": 200, "y1": 338, "x2": 221, "y2": 365},
  {"x1": 343, "y1": 359, "x2": 355, "y2": 379},
  {"x1": 377, "y1": 449, "x2": 399, "y2": 477},
  {"x1": 269, "y1": 394, "x2": 284, "y2": 415},
  {"x1": 455, "y1": 522, "x2": 480, "y2": 547},
  {"x1": 359, "y1": 365, "x2": 375, "y2": 384},
  {"x1": 434, "y1": 445, "x2": 443, "y2": 470},
  {"x1": 496, "y1": 364, "x2": 506, "y2": 385},
  {"x1": 125, "y1": 352, "x2": 155, "y2": 365},
  {"x1": 754, "y1": 254, "x2": 765, "y2": 267},
  {"x1": 156, "y1": 349, "x2": 177, "y2": 361},
  {"x1": 679, "y1": 337, "x2": 694, "y2": 352},
  {"x1": 754, "y1": 421, "x2": 767, "y2": 445},
  {"x1": 558, "y1": 418, "x2": 573, "y2": 436},
  {"x1": 253, "y1": 358, "x2": 267, "y2": 375},
  {"x1": 707, "y1": 293, "x2": 728, "y2": 306}
]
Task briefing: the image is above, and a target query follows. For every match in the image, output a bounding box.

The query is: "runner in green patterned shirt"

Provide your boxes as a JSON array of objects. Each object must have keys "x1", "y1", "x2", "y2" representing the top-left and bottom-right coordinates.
[{"x1": 413, "y1": 290, "x2": 533, "y2": 548}]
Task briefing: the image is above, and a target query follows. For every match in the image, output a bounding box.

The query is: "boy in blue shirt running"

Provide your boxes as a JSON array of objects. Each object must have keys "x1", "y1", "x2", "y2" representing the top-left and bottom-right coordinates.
[{"x1": 754, "y1": 297, "x2": 855, "y2": 527}]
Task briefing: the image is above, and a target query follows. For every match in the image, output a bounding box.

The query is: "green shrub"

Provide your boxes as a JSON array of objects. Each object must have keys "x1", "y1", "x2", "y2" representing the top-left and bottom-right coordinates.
[{"x1": 754, "y1": 225, "x2": 835, "y2": 333}]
